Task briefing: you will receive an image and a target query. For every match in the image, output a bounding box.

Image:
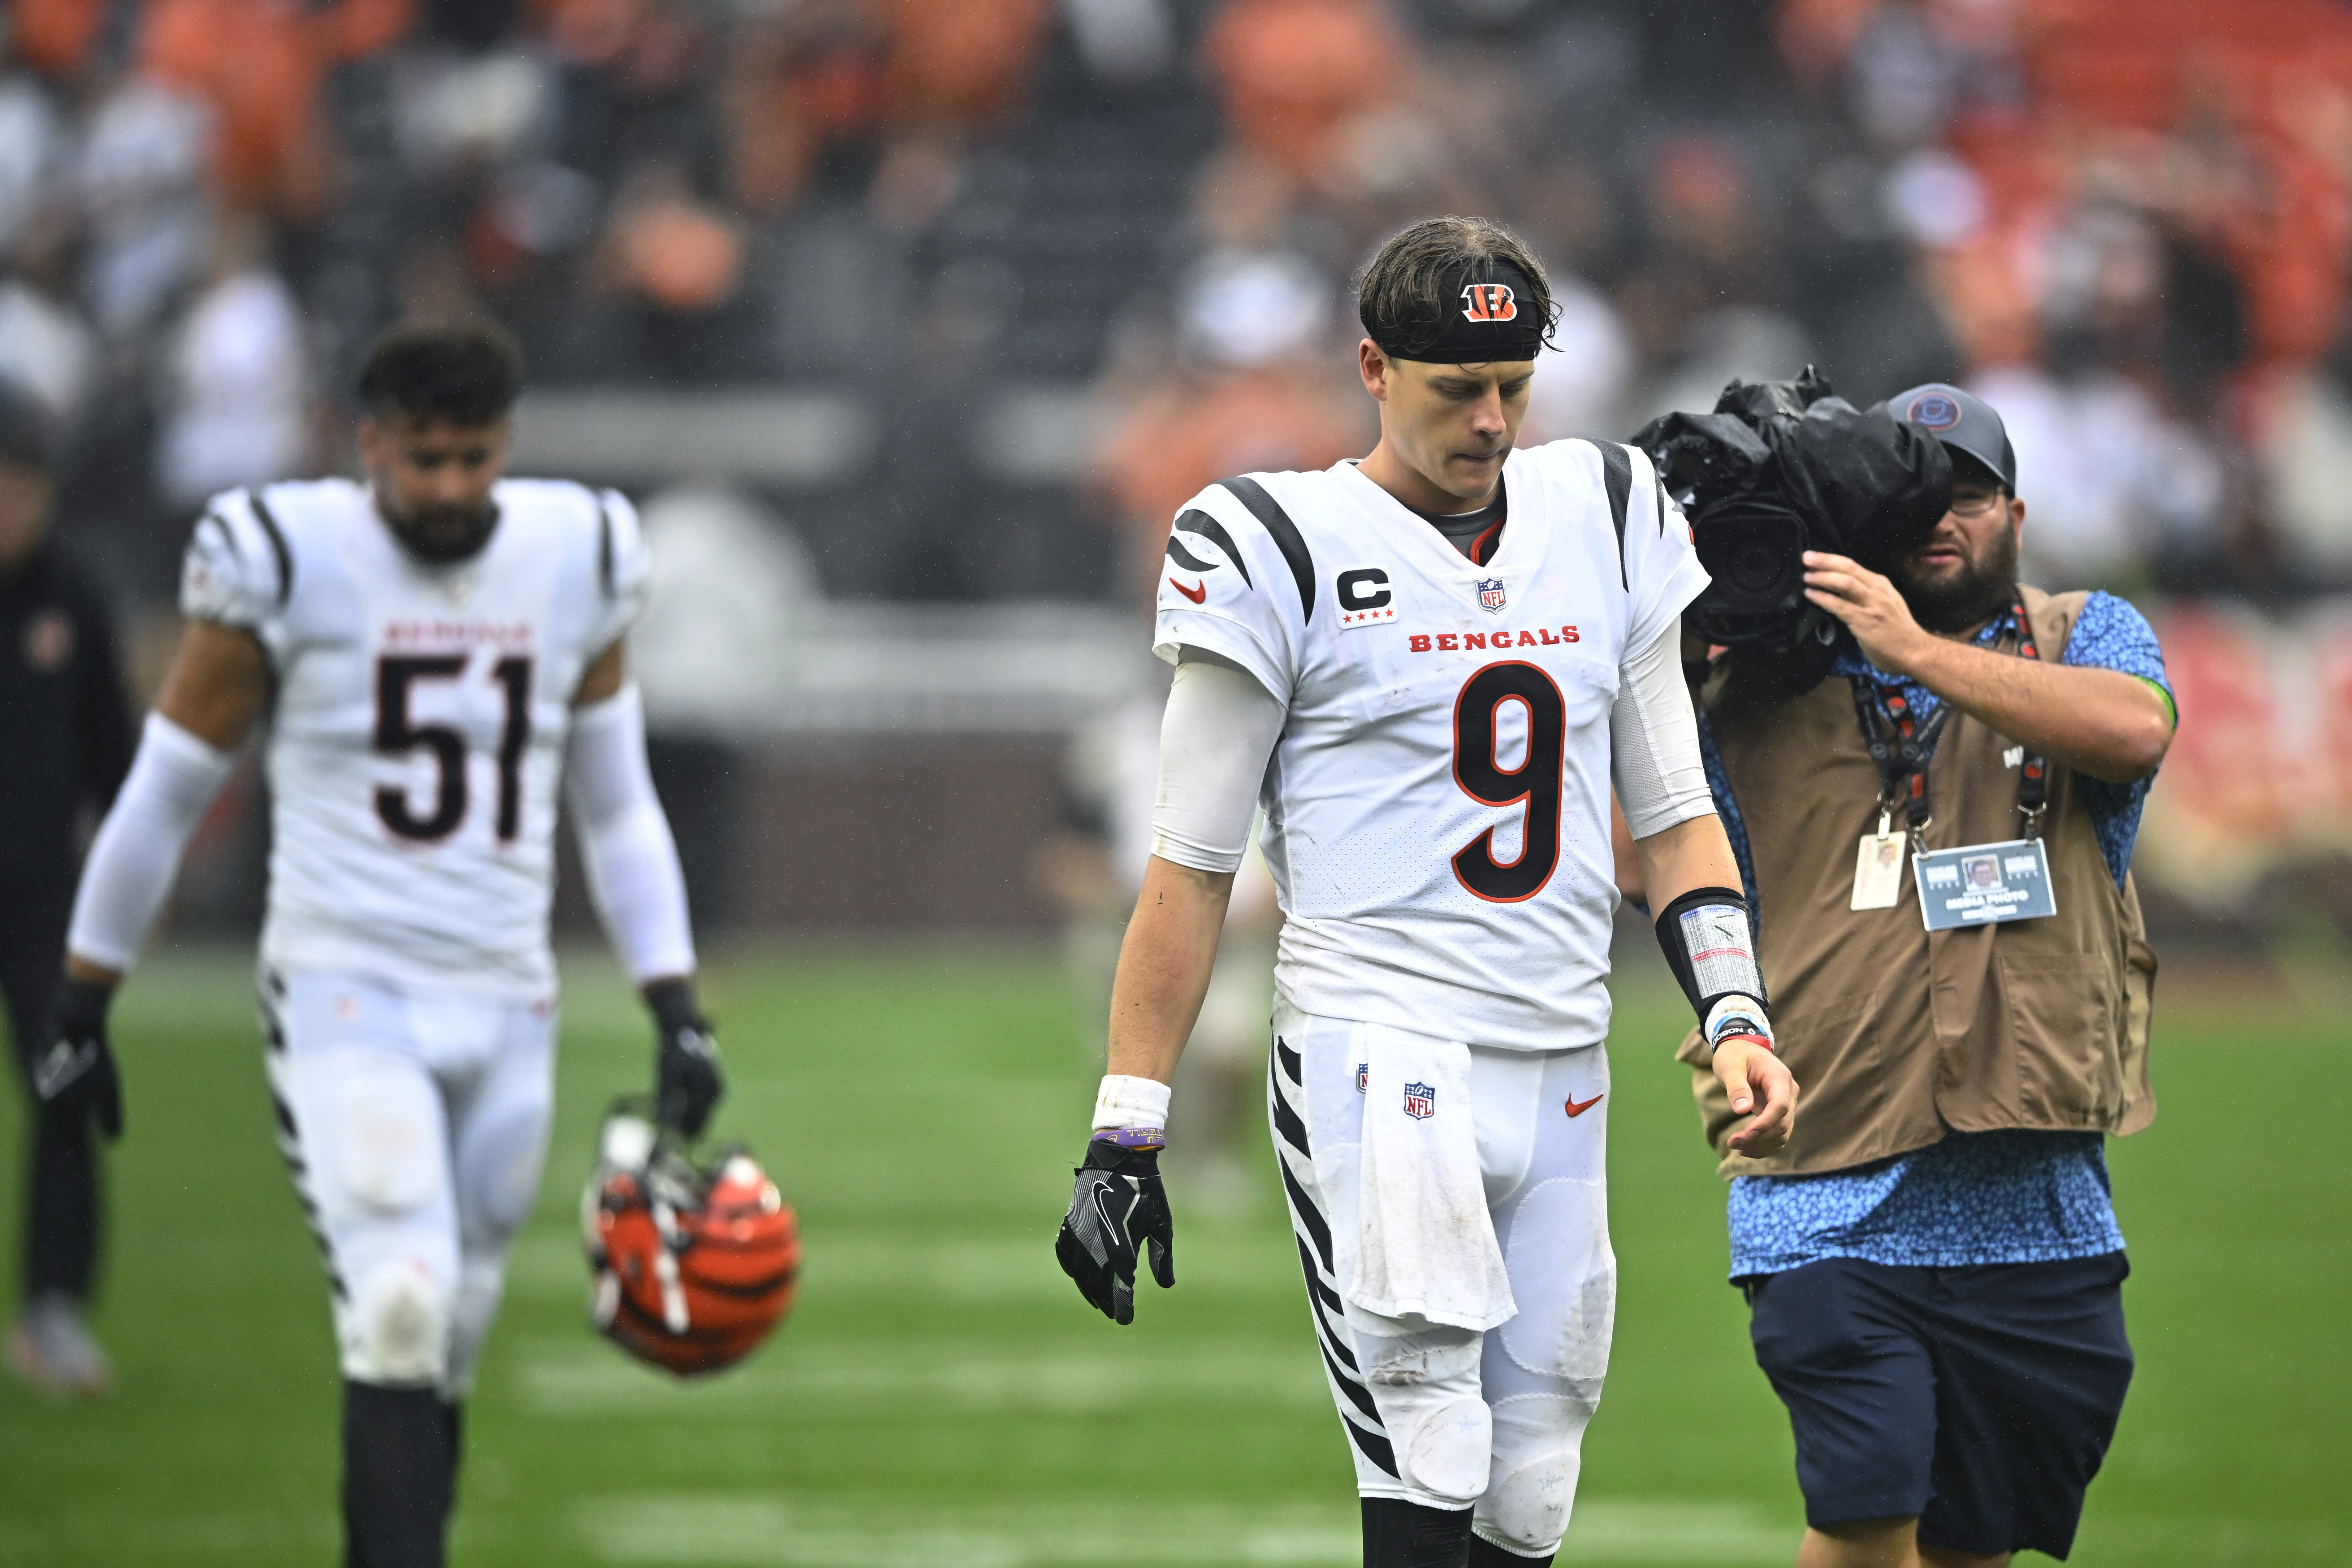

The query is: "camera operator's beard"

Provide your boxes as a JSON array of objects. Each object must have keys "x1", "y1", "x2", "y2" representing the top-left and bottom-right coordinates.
[{"x1": 1892, "y1": 525, "x2": 2019, "y2": 634}]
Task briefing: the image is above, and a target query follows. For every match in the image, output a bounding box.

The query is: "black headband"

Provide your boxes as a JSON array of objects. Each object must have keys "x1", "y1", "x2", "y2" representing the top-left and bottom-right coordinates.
[{"x1": 1364, "y1": 258, "x2": 1549, "y2": 365}]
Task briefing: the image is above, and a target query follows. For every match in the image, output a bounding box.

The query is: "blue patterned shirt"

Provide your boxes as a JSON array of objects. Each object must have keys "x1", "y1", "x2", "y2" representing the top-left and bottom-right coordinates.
[{"x1": 1707, "y1": 591, "x2": 2168, "y2": 1276}]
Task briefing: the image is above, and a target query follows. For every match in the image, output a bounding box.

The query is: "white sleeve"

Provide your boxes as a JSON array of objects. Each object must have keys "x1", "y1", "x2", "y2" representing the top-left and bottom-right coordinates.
[
  {"x1": 566, "y1": 684, "x2": 696, "y2": 982},
  {"x1": 1150, "y1": 485, "x2": 1302, "y2": 705},
  {"x1": 584, "y1": 488, "x2": 653, "y2": 657},
  {"x1": 1609, "y1": 617, "x2": 1716, "y2": 840},
  {"x1": 180, "y1": 491, "x2": 293, "y2": 659},
  {"x1": 1618, "y1": 445, "x2": 1712, "y2": 657},
  {"x1": 1148, "y1": 652, "x2": 1287, "y2": 875},
  {"x1": 66, "y1": 714, "x2": 240, "y2": 972}
]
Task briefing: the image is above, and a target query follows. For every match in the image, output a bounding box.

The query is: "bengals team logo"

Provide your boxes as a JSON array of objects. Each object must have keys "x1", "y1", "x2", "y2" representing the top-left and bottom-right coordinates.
[{"x1": 1461, "y1": 283, "x2": 1517, "y2": 322}]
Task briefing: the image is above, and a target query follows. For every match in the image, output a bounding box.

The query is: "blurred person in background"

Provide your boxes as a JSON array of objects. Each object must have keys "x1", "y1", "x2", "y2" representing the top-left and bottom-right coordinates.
[
  {"x1": 1058, "y1": 217, "x2": 1796, "y2": 1566},
  {"x1": 627, "y1": 484, "x2": 818, "y2": 927},
  {"x1": 0, "y1": 383, "x2": 134, "y2": 1399},
  {"x1": 1042, "y1": 686, "x2": 1281, "y2": 1212},
  {"x1": 32, "y1": 323, "x2": 722, "y2": 1567},
  {"x1": 1672, "y1": 384, "x2": 2174, "y2": 1568},
  {"x1": 155, "y1": 212, "x2": 310, "y2": 511}
]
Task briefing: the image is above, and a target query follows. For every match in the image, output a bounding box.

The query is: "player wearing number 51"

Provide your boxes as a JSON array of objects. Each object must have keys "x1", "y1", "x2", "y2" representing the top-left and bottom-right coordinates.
[
  {"x1": 1671, "y1": 384, "x2": 2175, "y2": 1568},
  {"x1": 44, "y1": 323, "x2": 719, "y2": 1567},
  {"x1": 1055, "y1": 217, "x2": 1795, "y2": 1567}
]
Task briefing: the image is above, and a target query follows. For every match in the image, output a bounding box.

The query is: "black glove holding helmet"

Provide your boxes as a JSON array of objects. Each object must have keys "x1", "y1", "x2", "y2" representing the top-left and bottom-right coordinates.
[
  {"x1": 646, "y1": 978, "x2": 723, "y2": 1137},
  {"x1": 1636, "y1": 365, "x2": 1954, "y2": 680},
  {"x1": 32, "y1": 977, "x2": 123, "y2": 1141}
]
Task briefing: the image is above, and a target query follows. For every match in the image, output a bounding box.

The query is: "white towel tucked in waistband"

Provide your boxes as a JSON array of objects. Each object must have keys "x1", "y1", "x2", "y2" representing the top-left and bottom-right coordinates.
[{"x1": 1348, "y1": 1021, "x2": 1517, "y2": 1331}]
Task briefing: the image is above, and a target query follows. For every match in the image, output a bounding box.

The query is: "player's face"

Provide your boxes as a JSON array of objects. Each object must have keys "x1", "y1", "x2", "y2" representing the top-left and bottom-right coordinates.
[
  {"x1": 0, "y1": 461, "x2": 52, "y2": 572},
  {"x1": 360, "y1": 413, "x2": 512, "y2": 561},
  {"x1": 1890, "y1": 480, "x2": 2024, "y2": 633},
  {"x1": 1362, "y1": 346, "x2": 1534, "y2": 505}
]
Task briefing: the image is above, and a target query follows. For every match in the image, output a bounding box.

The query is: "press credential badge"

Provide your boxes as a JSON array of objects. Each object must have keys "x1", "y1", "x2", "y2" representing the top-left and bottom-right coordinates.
[
  {"x1": 1912, "y1": 838, "x2": 2057, "y2": 931},
  {"x1": 1851, "y1": 813, "x2": 1907, "y2": 910}
]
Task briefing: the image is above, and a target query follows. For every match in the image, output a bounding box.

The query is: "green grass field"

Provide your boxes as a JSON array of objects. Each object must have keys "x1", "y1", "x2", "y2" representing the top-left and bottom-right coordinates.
[{"x1": 1, "y1": 940, "x2": 2344, "y2": 1566}]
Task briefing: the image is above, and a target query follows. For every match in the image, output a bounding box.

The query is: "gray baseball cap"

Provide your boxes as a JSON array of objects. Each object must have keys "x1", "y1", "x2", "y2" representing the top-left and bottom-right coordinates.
[{"x1": 1890, "y1": 382, "x2": 2015, "y2": 492}]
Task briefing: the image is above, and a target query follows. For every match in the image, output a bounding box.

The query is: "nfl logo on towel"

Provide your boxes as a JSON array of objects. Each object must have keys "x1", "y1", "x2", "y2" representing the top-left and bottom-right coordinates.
[
  {"x1": 1402, "y1": 1081, "x2": 1436, "y2": 1119},
  {"x1": 1356, "y1": 1062, "x2": 1369, "y2": 1094},
  {"x1": 1477, "y1": 577, "x2": 1506, "y2": 613}
]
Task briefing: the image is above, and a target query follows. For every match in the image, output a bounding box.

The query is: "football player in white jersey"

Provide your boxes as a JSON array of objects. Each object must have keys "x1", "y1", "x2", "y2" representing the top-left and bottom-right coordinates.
[
  {"x1": 30, "y1": 324, "x2": 721, "y2": 1567},
  {"x1": 1056, "y1": 219, "x2": 1800, "y2": 1567}
]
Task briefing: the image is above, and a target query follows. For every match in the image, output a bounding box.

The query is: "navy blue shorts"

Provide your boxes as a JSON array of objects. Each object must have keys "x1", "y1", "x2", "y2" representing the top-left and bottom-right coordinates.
[{"x1": 1745, "y1": 1252, "x2": 2133, "y2": 1560}]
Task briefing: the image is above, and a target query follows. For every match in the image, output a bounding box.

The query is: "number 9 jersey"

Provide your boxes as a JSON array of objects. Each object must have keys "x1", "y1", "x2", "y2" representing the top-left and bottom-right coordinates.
[
  {"x1": 181, "y1": 478, "x2": 650, "y2": 999},
  {"x1": 1154, "y1": 443, "x2": 1708, "y2": 1052}
]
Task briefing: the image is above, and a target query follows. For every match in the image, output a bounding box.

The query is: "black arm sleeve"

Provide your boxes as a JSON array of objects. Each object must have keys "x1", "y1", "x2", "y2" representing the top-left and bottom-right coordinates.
[
  {"x1": 73, "y1": 576, "x2": 135, "y2": 811},
  {"x1": 1652, "y1": 885, "x2": 1767, "y2": 1023}
]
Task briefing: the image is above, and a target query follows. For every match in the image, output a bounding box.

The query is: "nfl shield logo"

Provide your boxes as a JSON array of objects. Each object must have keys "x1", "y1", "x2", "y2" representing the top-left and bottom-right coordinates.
[
  {"x1": 1402, "y1": 1082, "x2": 1436, "y2": 1119},
  {"x1": 1477, "y1": 577, "x2": 1506, "y2": 614},
  {"x1": 1355, "y1": 1063, "x2": 1369, "y2": 1094}
]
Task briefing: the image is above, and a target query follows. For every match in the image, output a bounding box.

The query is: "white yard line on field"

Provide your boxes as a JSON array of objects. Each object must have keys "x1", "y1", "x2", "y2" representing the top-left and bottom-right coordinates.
[
  {"x1": 573, "y1": 1494, "x2": 1793, "y2": 1568},
  {"x1": 510, "y1": 1335, "x2": 1330, "y2": 1417}
]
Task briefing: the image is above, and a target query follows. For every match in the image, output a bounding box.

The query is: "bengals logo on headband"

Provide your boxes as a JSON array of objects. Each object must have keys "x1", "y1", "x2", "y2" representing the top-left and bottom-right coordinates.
[{"x1": 1461, "y1": 283, "x2": 1518, "y2": 322}]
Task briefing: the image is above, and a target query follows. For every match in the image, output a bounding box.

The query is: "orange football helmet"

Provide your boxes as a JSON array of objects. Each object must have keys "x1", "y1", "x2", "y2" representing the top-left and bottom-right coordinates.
[{"x1": 582, "y1": 1105, "x2": 799, "y2": 1376}]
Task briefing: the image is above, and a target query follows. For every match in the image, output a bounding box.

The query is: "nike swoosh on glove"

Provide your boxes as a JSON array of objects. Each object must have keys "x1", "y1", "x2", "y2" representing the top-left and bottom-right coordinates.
[
  {"x1": 646, "y1": 979, "x2": 724, "y2": 1137},
  {"x1": 34, "y1": 977, "x2": 122, "y2": 1141},
  {"x1": 1055, "y1": 1139, "x2": 1174, "y2": 1325}
]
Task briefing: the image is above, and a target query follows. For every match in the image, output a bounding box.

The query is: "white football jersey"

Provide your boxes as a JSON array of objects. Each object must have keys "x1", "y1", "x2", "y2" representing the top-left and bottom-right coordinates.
[
  {"x1": 182, "y1": 477, "x2": 649, "y2": 998},
  {"x1": 1154, "y1": 442, "x2": 1708, "y2": 1051}
]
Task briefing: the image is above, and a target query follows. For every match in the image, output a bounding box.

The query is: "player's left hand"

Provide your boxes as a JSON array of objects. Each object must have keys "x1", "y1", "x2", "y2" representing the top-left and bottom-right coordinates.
[
  {"x1": 646, "y1": 979, "x2": 723, "y2": 1137},
  {"x1": 1802, "y1": 550, "x2": 1928, "y2": 675},
  {"x1": 33, "y1": 977, "x2": 123, "y2": 1141},
  {"x1": 1715, "y1": 1037, "x2": 1798, "y2": 1158},
  {"x1": 1056, "y1": 1139, "x2": 1174, "y2": 1325}
]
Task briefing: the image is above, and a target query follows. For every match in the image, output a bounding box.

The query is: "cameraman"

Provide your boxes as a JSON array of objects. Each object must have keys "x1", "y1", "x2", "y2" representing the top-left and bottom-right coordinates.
[{"x1": 1682, "y1": 385, "x2": 2174, "y2": 1568}]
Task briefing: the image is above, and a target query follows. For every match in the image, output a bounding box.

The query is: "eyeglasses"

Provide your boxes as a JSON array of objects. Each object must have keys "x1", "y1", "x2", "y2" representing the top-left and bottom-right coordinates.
[{"x1": 1950, "y1": 490, "x2": 2007, "y2": 517}]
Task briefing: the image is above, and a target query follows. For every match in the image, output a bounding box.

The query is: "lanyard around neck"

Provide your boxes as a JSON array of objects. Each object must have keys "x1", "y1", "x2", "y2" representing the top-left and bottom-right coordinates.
[{"x1": 1847, "y1": 594, "x2": 2048, "y2": 848}]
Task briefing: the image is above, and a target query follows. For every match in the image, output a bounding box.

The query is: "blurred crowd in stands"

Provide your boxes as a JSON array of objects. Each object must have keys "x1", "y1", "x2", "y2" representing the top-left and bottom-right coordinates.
[{"x1": 6, "y1": 0, "x2": 2352, "y2": 621}]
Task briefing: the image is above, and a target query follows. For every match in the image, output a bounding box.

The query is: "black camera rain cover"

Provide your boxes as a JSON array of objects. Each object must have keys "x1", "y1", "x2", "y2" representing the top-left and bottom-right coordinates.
[
  {"x1": 1634, "y1": 368, "x2": 1953, "y2": 657},
  {"x1": 1769, "y1": 396, "x2": 1952, "y2": 569}
]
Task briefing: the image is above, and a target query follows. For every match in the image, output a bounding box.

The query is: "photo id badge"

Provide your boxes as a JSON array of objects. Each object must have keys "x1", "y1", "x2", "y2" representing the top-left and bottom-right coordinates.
[
  {"x1": 1851, "y1": 829, "x2": 1906, "y2": 910},
  {"x1": 1912, "y1": 838, "x2": 2058, "y2": 931}
]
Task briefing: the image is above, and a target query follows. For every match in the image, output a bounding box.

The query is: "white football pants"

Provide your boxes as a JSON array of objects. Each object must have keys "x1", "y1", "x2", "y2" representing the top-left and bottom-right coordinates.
[
  {"x1": 1269, "y1": 999, "x2": 1616, "y2": 1559},
  {"x1": 260, "y1": 968, "x2": 556, "y2": 1397}
]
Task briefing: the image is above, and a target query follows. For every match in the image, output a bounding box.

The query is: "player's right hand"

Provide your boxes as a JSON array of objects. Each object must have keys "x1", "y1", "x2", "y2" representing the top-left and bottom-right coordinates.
[
  {"x1": 1056, "y1": 1138, "x2": 1174, "y2": 1325},
  {"x1": 32, "y1": 977, "x2": 122, "y2": 1141},
  {"x1": 646, "y1": 979, "x2": 724, "y2": 1138}
]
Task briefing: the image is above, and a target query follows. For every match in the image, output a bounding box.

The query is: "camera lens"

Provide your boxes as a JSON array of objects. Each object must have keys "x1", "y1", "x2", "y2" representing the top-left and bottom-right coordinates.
[{"x1": 1731, "y1": 538, "x2": 1785, "y2": 595}]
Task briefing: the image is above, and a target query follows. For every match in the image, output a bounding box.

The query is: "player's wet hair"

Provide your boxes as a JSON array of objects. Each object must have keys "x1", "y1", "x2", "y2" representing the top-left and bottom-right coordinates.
[
  {"x1": 356, "y1": 322, "x2": 523, "y2": 427},
  {"x1": 1357, "y1": 217, "x2": 1557, "y2": 364}
]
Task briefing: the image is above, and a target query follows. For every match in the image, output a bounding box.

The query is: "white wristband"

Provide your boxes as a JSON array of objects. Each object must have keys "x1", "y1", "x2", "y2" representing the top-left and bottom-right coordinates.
[
  {"x1": 1093, "y1": 1074, "x2": 1171, "y2": 1130},
  {"x1": 1705, "y1": 995, "x2": 1773, "y2": 1050}
]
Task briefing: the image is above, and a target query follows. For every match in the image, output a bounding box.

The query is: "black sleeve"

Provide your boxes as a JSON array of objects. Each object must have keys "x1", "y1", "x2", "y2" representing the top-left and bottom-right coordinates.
[{"x1": 69, "y1": 573, "x2": 135, "y2": 810}]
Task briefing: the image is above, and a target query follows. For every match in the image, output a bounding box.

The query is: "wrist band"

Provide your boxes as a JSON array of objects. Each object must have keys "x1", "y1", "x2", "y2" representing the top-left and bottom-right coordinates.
[
  {"x1": 1704, "y1": 994, "x2": 1774, "y2": 1057},
  {"x1": 1091, "y1": 1126, "x2": 1168, "y2": 1150},
  {"x1": 1093, "y1": 1073, "x2": 1172, "y2": 1130}
]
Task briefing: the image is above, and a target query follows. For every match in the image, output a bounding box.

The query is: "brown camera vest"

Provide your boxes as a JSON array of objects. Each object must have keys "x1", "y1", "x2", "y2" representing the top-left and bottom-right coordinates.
[{"x1": 1677, "y1": 585, "x2": 2158, "y2": 1179}]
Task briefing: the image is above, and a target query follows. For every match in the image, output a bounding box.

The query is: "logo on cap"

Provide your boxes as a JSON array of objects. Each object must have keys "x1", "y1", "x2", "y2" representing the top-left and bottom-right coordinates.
[
  {"x1": 1461, "y1": 283, "x2": 1517, "y2": 322},
  {"x1": 1907, "y1": 391, "x2": 1962, "y2": 431}
]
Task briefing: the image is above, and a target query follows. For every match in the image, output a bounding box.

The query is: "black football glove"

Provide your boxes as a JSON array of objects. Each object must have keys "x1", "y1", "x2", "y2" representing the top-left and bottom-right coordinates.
[
  {"x1": 646, "y1": 979, "x2": 723, "y2": 1137},
  {"x1": 32, "y1": 977, "x2": 122, "y2": 1141},
  {"x1": 1056, "y1": 1138, "x2": 1174, "y2": 1325}
]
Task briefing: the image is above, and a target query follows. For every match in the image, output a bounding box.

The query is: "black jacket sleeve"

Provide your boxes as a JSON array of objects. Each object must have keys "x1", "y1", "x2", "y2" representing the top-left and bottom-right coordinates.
[{"x1": 68, "y1": 571, "x2": 134, "y2": 811}]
